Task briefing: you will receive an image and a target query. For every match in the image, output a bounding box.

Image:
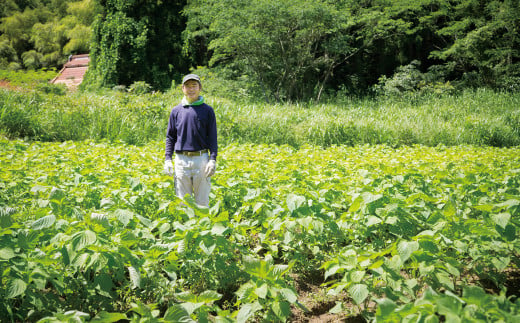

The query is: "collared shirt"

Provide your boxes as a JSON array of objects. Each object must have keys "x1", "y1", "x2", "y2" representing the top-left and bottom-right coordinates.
[{"x1": 165, "y1": 101, "x2": 218, "y2": 161}]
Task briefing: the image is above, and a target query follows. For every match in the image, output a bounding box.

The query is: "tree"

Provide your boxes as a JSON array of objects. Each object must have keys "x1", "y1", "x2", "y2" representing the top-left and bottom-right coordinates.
[
  {"x1": 430, "y1": 0, "x2": 520, "y2": 88},
  {"x1": 0, "y1": 9, "x2": 42, "y2": 54},
  {"x1": 0, "y1": 1, "x2": 20, "y2": 19},
  {"x1": 0, "y1": 1, "x2": 95, "y2": 70},
  {"x1": 30, "y1": 20, "x2": 67, "y2": 67},
  {"x1": 84, "y1": 0, "x2": 188, "y2": 90},
  {"x1": 185, "y1": 0, "x2": 349, "y2": 101},
  {"x1": 0, "y1": 39, "x2": 18, "y2": 68},
  {"x1": 184, "y1": 0, "x2": 416, "y2": 101}
]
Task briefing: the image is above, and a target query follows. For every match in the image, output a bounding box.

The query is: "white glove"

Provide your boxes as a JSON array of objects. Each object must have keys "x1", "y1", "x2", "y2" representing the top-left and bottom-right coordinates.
[
  {"x1": 205, "y1": 160, "x2": 216, "y2": 177},
  {"x1": 164, "y1": 159, "x2": 174, "y2": 176}
]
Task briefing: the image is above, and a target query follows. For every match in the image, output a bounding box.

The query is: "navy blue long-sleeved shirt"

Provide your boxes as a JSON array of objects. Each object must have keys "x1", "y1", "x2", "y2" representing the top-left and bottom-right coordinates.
[{"x1": 165, "y1": 102, "x2": 218, "y2": 161}]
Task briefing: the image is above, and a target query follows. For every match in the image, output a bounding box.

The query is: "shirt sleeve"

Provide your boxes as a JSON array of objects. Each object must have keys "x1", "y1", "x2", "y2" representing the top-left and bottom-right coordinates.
[
  {"x1": 208, "y1": 107, "x2": 218, "y2": 161},
  {"x1": 165, "y1": 109, "x2": 176, "y2": 160}
]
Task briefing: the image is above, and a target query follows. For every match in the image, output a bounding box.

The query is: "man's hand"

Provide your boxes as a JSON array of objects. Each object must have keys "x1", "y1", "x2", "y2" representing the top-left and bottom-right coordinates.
[
  {"x1": 205, "y1": 160, "x2": 216, "y2": 177},
  {"x1": 164, "y1": 160, "x2": 174, "y2": 176}
]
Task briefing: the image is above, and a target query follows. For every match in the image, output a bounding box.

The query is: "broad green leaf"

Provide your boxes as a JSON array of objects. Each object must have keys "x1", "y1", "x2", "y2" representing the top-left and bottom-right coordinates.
[
  {"x1": 199, "y1": 290, "x2": 222, "y2": 303},
  {"x1": 442, "y1": 199, "x2": 456, "y2": 217},
  {"x1": 7, "y1": 278, "x2": 27, "y2": 298},
  {"x1": 436, "y1": 294, "x2": 463, "y2": 318},
  {"x1": 243, "y1": 256, "x2": 272, "y2": 278},
  {"x1": 328, "y1": 301, "x2": 346, "y2": 314},
  {"x1": 256, "y1": 283, "x2": 268, "y2": 299},
  {"x1": 376, "y1": 298, "x2": 398, "y2": 319},
  {"x1": 30, "y1": 185, "x2": 47, "y2": 194},
  {"x1": 462, "y1": 285, "x2": 488, "y2": 307},
  {"x1": 100, "y1": 198, "x2": 113, "y2": 208},
  {"x1": 397, "y1": 240, "x2": 419, "y2": 263},
  {"x1": 72, "y1": 252, "x2": 90, "y2": 268},
  {"x1": 435, "y1": 271, "x2": 454, "y2": 291},
  {"x1": 495, "y1": 199, "x2": 520, "y2": 209},
  {"x1": 286, "y1": 193, "x2": 306, "y2": 212},
  {"x1": 176, "y1": 291, "x2": 197, "y2": 303},
  {"x1": 368, "y1": 259, "x2": 384, "y2": 270},
  {"x1": 324, "y1": 263, "x2": 340, "y2": 280},
  {"x1": 349, "y1": 270, "x2": 365, "y2": 283},
  {"x1": 495, "y1": 224, "x2": 517, "y2": 241},
  {"x1": 164, "y1": 304, "x2": 195, "y2": 323},
  {"x1": 348, "y1": 195, "x2": 363, "y2": 213},
  {"x1": 473, "y1": 204, "x2": 493, "y2": 212},
  {"x1": 444, "y1": 262, "x2": 460, "y2": 277},
  {"x1": 236, "y1": 302, "x2": 262, "y2": 323},
  {"x1": 280, "y1": 288, "x2": 298, "y2": 303},
  {"x1": 0, "y1": 206, "x2": 15, "y2": 228},
  {"x1": 128, "y1": 266, "x2": 140, "y2": 289},
  {"x1": 424, "y1": 314, "x2": 440, "y2": 323},
  {"x1": 199, "y1": 241, "x2": 216, "y2": 256},
  {"x1": 348, "y1": 284, "x2": 369, "y2": 304},
  {"x1": 491, "y1": 212, "x2": 510, "y2": 229},
  {"x1": 386, "y1": 255, "x2": 402, "y2": 271},
  {"x1": 253, "y1": 202, "x2": 263, "y2": 214},
  {"x1": 181, "y1": 302, "x2": 204, "y2": 315},
  {"x1": 49, "y1": 187, "x2": 66, "y2": 201},
  {"x1": 272, "y1": 263, "x2": 291, "y2": 278},
  {"x1": 90, "y1": 212, "x2": 109, "y2": 226},
  {"x1": 491, "y1": 257, "x2": 510, "y2": 271},
  {"x1": 94, "y1": 273, "x2": 114, "y2": 295},
  {"x1": 236, "y1": 282, "x2": 256, "y2": 301},
  {"x1": 211, "y1": 223, "x2": 229, "y2": 236},
  {"x1": 31, "y1": 213, "x2": 56, "y2": 230},
  {"x1": 271, "y1": 300, "x2": 291, "y2": 321},
  {"x1": 114, "y1": 209, "x2": 134, "y2": 226},
  {"x1": 0, "y1": 247, "x2": 15, "y2": 260},
  {"x1": 135, "y1": 214, "x2": 152, "y2": 227},
  {"x1": 91, "y1": 312, "x2": 128, "y2": 322},
  {"x1": 71, "y1": 230, "x2": 96, "y2": 251},
  {"x1": 366, "y1": 215, "x2": 382, "y2": 226}
]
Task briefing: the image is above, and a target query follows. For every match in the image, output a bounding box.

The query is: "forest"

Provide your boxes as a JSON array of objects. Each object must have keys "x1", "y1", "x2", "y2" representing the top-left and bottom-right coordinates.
[{"x1": 1, "y1": 0, "x2": 519, "y2": 101}]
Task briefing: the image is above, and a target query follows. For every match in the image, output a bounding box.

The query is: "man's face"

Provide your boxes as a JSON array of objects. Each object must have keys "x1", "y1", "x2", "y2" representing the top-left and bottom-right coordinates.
[{"x1": 182, "y1": 80, "x2": 201, "y2": 102}]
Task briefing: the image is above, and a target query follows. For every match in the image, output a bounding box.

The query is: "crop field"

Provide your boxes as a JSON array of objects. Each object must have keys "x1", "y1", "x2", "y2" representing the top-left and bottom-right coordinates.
[{"x1": 1, "y1": 139, "x2": 519, "y2": 322}]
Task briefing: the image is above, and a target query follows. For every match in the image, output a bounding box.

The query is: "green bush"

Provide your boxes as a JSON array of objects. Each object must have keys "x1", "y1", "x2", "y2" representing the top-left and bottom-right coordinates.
[
  {"x1": 0, "y1": 69, "x2": 58, "y2": 86},
  {"x1": 375, "y1": 61, "x2": 456, "y2": 96},
  {"x1": 35, "y1": 82, "x2": 67, "y2": 95},
  {"x1": 128, "y1": 81, "x2": 152, "y2": 95}
]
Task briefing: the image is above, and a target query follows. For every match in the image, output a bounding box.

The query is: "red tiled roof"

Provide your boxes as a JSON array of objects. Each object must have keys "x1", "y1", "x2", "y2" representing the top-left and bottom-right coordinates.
[{"x1": 50, "y1": 54, "x2": 90, "y2": 89}]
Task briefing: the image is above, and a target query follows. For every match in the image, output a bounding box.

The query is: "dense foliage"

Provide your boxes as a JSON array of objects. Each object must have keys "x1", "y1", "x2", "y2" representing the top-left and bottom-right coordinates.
[
  {"x1": 1, "y1": 0, "x2": 519, "y2": 98},
  {"x1": 84, "y1": 0, "x2": 187, "y2": 90},
  {"x1": 0, "y1": 0, "x2": 96, "y2": 70},
  {"x1": 1, "y1": 140, "x2": 519, "y2": 321},
  {"x1": 184, "y1": 0, "x2": 520, "y2": 100}
]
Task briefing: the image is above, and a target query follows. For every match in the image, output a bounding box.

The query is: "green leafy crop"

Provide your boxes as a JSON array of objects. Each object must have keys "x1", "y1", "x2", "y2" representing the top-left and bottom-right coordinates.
[{"x1": 1, "y1": 139, "x2": 519, "y2": 322}]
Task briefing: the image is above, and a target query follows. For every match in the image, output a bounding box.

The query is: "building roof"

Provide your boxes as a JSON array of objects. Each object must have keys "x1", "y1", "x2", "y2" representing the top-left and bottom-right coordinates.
[{"x1": 50, "y1": 54, "x2": 90, "y2": 89}]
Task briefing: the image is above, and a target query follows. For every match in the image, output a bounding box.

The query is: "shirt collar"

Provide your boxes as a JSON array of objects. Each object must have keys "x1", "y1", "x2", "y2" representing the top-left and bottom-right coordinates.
[{"x1": 182, "y1": 96, "x2": 204, "y2": 107}]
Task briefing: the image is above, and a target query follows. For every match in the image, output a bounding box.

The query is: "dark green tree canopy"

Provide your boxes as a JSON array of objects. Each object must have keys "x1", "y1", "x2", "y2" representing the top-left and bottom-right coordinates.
[
  {"x1": 84, "y1": 0, "x2": 187, "y2": 90},
  {"x1": 0, "y1": 0, "x2": 96, "y2": 70},
  {"x1": 1, "y1": 0, "x2": 519, "y2": 97}
]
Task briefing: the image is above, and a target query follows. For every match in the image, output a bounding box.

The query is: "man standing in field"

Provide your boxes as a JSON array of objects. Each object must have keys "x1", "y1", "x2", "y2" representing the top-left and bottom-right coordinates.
[{"x1": 164, "y1": 74, "x2": 218, "y2": 207}]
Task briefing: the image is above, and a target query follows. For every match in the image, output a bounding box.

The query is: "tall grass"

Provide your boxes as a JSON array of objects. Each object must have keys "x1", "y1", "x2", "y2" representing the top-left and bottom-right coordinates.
[
  {"x1": 0, "y1": 89, "x2": 173, "y2": 144},
  {"x1": 216, "y1": 89, "x2": 520, "y2": 147},
  {"x1": 1, "y1": 87, "x2": 519, "y2": 147}
]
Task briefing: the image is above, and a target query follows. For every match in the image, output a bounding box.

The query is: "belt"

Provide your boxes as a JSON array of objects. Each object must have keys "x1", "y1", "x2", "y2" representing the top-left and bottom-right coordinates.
[{"x1": 176, "y1": 150, "x2": 208, "y2": 156}]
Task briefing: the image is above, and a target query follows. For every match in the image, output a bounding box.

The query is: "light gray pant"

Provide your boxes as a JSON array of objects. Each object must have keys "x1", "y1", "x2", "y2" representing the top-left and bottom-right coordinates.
[{"x1": 174, "y1": 153, "x2": 211, "y2": 207}]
